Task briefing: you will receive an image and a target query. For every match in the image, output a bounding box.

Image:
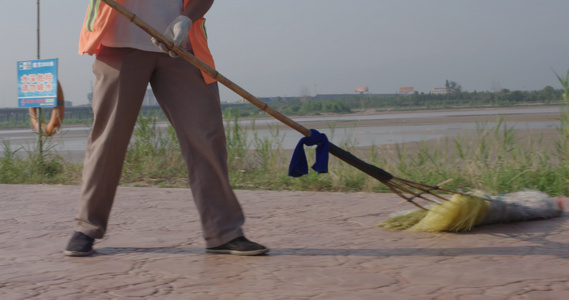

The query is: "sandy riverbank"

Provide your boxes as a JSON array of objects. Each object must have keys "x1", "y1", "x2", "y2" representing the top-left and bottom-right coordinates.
[
  {"x1": 2, "y1": 106, "x2": 563, "y2": 162},
  {"x1": 359, "y1": 108, "x2": 561, "y2": 159},
  {"x1": 267, "y1": 106, "x2": 563, "y2": 159},
  {"x1": 243, "y1": 106, "x2": 561, "y2": 130}
]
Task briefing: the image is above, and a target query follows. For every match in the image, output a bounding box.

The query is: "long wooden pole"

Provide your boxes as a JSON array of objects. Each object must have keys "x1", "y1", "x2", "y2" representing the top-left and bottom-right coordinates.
[
  {"x1": 100, "y1": 0, "x2": 310, "y2": 137},
  {"x1": 99, "y1": 0, "x2": 394, "y2": 183}
]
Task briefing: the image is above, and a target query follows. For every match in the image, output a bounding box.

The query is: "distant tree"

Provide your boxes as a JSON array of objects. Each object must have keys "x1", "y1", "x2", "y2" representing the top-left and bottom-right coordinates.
[
  {"x1": 541, "y1": 85, "x2": 555, "y2": 100},
  {"x1": 509, "y1": 90, "x2": 524, "y2": 102},
  {"x1": 445, "y1": 80, "x2": 462, "y2": 93}
]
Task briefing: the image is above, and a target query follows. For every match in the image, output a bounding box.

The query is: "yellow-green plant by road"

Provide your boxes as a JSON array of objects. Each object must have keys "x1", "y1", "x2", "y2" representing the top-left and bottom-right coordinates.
[{"x1": 1, "y1": 102, "x2": 568, "y2": 196}]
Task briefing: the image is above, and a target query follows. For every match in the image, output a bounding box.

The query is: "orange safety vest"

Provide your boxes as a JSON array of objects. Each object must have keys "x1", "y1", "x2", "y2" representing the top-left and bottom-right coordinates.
[{"x1": 78, "y1": 0, "x2": 216, "y2": 84}]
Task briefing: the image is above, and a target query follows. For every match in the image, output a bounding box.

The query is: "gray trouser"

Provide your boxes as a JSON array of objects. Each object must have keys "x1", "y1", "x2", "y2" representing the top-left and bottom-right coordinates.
[{"x1": 75, "y1": 46, "x2": 244, "y2": 247}]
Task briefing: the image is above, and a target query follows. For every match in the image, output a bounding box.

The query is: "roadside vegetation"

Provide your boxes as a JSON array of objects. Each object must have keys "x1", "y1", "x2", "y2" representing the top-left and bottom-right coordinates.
[{"x1": 1, "y1": 82, "x2": 568, "y2": 196}]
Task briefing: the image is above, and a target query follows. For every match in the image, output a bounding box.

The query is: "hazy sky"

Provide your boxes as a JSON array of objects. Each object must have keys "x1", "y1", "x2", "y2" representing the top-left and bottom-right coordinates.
[{"x1": 2, "y1": 0, "x2": 569, "y2": 108}]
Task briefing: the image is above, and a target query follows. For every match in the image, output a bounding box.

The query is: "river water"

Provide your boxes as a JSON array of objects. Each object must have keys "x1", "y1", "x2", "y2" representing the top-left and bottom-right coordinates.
[{"x1": 0, "y1": 106, "x2": 561, "y2": 161}]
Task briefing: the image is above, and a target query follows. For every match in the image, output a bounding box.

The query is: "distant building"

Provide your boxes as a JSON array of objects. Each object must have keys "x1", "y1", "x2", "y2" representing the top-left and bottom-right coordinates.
[
  {"x1": 255, "y1": 93, "x2": 397, "y2": 103},
  {"x1": 399, "y1": 87, "x2": 414, "y2": 95},
  {"x1": 354, "y1": 86, "x2": 369, "y2": 94},
  {"x1": 429, "y1": 87, "x2": 449, "y2": 95},
  {"x1": 313, "y1": 93, "x2": 395, "y2": 100}
]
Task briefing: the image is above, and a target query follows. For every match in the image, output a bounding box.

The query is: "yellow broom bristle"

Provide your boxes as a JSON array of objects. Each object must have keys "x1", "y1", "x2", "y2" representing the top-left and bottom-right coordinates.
[
  {"x1": 378, "y1": 209, "x2": 428, "y2": 230},
  {"x1": 409, "y1": 194, "x2": 489, "y2": 232}
]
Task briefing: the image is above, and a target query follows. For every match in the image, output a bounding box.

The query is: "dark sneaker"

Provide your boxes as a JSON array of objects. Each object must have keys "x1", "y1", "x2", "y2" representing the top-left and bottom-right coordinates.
[
  {"x1": 206, "y1": 236, "x2": 269, "y2": 256},
  {"x1": 63, "y1": 231, "x2": 95, "y2": 257}
]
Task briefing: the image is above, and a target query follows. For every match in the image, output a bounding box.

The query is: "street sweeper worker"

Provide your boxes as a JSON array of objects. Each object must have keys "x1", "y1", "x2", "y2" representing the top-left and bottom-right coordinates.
[{"x1": 64, "y1": 0, "x2": 269, "y2": 256}]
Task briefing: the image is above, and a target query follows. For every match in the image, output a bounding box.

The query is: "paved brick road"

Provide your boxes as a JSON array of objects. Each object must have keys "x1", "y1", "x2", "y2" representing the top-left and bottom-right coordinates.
[{"x1": 1, "y1": 184, "x2": 568, "y2": 299}]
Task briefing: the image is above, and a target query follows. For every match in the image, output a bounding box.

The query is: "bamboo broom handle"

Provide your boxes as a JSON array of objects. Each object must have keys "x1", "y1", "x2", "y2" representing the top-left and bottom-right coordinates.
[
  {"x1": 99, "y1": 0, "x2": 311, "y2": 137},
  {"x1": 100, "y1": 0, "x2": 394, "y2": 182}
]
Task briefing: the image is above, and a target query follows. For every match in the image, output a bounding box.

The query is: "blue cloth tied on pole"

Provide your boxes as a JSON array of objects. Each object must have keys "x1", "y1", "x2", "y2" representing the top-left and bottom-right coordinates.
[{"x1": 288, "y1": 129, "x2": 330, "y2": 177}]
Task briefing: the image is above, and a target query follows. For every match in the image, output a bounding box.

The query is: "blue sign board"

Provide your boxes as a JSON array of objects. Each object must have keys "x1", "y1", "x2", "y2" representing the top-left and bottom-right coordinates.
[{"x1": 17, "y1": 58, "x2": 58, "y2": 108}]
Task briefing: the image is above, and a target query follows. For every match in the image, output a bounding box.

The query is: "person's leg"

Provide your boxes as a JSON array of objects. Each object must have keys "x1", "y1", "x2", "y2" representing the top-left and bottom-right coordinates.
[
  {"x1": 150, "y1": 54, "x2": 248, "y2": 248},
  {"x1": 73, "y1": 47, "x2": 157, "y2": 240}
]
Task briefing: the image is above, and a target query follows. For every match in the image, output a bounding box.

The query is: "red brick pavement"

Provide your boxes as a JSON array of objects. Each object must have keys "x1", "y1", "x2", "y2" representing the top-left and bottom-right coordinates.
[{"x1": 1, "y1": 184, "x2": 568, "y2": 299}]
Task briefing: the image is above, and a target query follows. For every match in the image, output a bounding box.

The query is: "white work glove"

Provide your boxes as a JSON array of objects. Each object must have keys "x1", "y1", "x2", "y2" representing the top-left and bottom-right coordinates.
[{"x1": 151, "y1": 15, "x2": 192, "y2": 58}]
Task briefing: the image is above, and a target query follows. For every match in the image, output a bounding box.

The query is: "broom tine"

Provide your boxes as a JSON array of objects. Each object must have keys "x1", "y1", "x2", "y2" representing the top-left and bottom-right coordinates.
[
  {"x1": 394, "y1": 177, "x2": 454, "y2": 192},
  {"x1": 384, "y1": 182, "x2": 428, "y2": 210},
  {"x1": 396, "y1": 177, "x2": 493, "y2": 202},
  {"x1": 395, "y1": 178, "x2": 494, "y2": 206},
  {"x1": 389, "y1": 181, "x2": 447, "y2": 204},
  {"x1": 388, "y1": 180, "x2": 445, "y2": 204},
  {"x1": 101, "y1": 0, "x2": 468, "y2": 207},
  {"x1": 392, "y1": 178, "x2": 454, "y2": 202}
]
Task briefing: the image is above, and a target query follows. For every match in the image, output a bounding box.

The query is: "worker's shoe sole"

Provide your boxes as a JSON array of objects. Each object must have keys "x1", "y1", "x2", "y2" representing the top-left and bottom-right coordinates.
[
  {"x1": 63, "y1": 249, "x2": 94, "y2": 257},
  {"x1": 206, "y1": 236, "x2": 269, "y2": 256}
]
